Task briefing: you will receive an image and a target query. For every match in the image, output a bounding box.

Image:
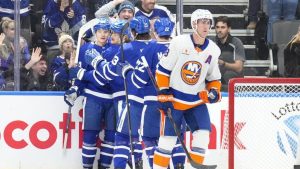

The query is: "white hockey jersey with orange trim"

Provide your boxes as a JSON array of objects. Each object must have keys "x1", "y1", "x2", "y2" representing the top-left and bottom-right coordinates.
[{"x1": 156, "y1": 34, "x2": 221, "y2": 110}]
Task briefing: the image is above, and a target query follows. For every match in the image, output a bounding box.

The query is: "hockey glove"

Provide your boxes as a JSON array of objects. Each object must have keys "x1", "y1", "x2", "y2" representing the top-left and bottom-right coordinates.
[
  {"x1": 157, "y1": 89, "x2": 174, "y2": 114},
  {"x1": 84, "y1": 48, "x2": 104, "y2": 69},
  {"x1": 116, "y1": 61, "x2": 133, "y2": 78},
  {"x1": 198, "y1": 88, "x2": 220, "y2": 104},
  {"x1": 64, "y1": 86, "x2": 78, "y2": 106},
  {"x1": 69, "y1": 66, "x2": 86, "y2": 80}
]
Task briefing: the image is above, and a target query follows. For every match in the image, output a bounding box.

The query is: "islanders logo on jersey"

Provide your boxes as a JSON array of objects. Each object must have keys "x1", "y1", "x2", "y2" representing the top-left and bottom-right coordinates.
[{"x1": 181, "y1": 61, "x2": 202, "y2": 85}]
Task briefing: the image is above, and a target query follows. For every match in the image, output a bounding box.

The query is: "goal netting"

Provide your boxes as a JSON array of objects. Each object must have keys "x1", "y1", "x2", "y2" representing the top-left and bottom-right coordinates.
[{"x1": 226, "y1": 78, "x2": 300, "y2": 169}]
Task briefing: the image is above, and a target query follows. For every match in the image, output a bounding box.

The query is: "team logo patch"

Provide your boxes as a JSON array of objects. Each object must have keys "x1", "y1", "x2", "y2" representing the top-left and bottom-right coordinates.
[{"x1": 181, "y1": 61, "x2": 202, "y2": 85}]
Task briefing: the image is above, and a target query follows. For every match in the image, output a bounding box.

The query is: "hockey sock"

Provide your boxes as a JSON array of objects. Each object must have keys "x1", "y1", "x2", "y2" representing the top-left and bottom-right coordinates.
[
  {"x1": 143, "y1": 136, "x2": 158, "y2": 169},
  {"x1": 82, "y1": 130, "x2": 99, "y2": 169},
  {"x1": 189, "y1": 147, "x2": 205, "y2": 164},
  {"x1": 133, "y1": 141, "x2": 143, "y2": 163},
  {"x1": 127, "y1": 140, "x2": 143, "y2": 168},
  {"x1": 113, "y1": 132, "x2": 130, "y2": 169},
  {"x1": 171, "y1": 143, "x2": 186, "y2": 167},
  {"x1": 153, "y1": 148, "x2": 172, "y2": 169},
  {"x1": 98, "y1": 129, "x2": 115, "y2": 168}
]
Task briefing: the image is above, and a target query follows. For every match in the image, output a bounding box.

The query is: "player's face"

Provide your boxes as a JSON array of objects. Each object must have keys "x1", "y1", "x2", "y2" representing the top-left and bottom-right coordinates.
[
  {"x1": 111, "y1": 32, "x2": 121, "y2": 44},
  {"x1": 119, "y1": 9, "x2": 134, "y2": 20},
  {"x1": 62, "y1": 39, "x2": 73, "y2": 53},
  {"x1": 215, "y1": 21, "x2": 230, "y2": 40},
  {"x1": 141, "y1": 0, "x2": 156, "y2": 12},
  {"x1": 96, "y1": 29, "x2": 110, "y2": 45},
  {"x1": 194, "y1": 19, "x2": 211, "y2": 38}
]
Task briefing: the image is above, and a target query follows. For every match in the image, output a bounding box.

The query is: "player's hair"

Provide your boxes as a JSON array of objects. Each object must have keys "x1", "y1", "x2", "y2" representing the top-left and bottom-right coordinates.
[
  {"x1": 132, "y1": 30, "x2": 151, "y2": 40},
  {"x1": 215, "y1": 16, "x2": 231, "y2": 28}
]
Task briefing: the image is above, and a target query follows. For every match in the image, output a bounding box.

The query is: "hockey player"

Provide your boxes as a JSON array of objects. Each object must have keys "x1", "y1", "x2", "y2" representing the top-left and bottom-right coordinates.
[
  {"x1": 152, "y1": 9, "x2": 222, "y2": 168},
  {"x1": 116, "y1": 17, "x2": 187, "y2": 169},
  {"x1": 84, "y1": 16, "x2": 151, "y2": 169},
  {"x1": 64, "y1": 17, "x2": 115, "y2": 169}
]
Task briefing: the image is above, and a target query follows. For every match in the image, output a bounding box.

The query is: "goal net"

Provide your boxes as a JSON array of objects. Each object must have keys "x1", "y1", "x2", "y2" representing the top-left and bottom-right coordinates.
[{"x1": 226, "y1": 78, "x2": 300, "y2": 169}]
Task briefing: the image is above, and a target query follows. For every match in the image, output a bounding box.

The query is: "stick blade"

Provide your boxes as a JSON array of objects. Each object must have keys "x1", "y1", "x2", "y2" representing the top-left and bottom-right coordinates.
[{"x1": 190, "y1": 161, "x2": 217, "y2": 169}]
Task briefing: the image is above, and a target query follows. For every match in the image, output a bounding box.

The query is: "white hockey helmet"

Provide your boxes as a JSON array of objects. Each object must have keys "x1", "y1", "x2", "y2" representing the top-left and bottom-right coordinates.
[{"x1": 191, "y1": 9, "x2": 214, "y2": 30}]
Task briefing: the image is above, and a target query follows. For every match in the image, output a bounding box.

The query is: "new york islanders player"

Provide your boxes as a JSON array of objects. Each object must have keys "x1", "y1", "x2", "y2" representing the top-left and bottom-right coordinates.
[
  {"x1": 84, "y1": 16, "x2": 151, "y2": 169},
  {"x1": 64, "y1": 17, "x2": 116, "y2": 169},
  {"x1": 153, "y1": 9, "x2": 222, "y2": 168},
  {"x1": 116, "y1": 17, "x2": 186, "y2": 169}
]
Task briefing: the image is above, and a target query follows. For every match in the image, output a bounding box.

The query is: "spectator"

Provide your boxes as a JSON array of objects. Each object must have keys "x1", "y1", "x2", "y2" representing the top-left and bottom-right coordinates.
[
  {"x1": 135, "y1": 0, "x2": 174, "y2": 21},
  {"x1": 284, "y1": 25, "x2": 300, "y2": 77},
  {"x1": 42, "y1": 0, "x2": 86, "y2": 61},
  {"x1": 212, "y1": 16, "x2": 245, "y2": 91},
  {"x1": 265, "y1": 0, "x2": 298, "y2": 42},
  {"x1": 0, "y1": 19, "x2": 30, "y2": 90},
  {"x1": 95, "y1": 0, "x2": 135, "y2": 21},
  {"x1": 84, "y1": 0, "x2": 112, "y2": 21},
  {"x1": 51, "y1": 34, "x2": 75, "y2": 90},
  {"x1": 247, "y1": 0, "x2": 261, "y2": 29},
  {"x1": 21, "y1": 47, "x2": 52, "y2": 91},
  {"x1": 0, "y1": 0, "x2": 32, "y2": 43}
]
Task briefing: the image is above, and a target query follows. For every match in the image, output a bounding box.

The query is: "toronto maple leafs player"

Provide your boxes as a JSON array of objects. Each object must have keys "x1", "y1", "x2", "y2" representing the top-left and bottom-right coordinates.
[
  {"x1": 116, "y1": 17, "x2": 186, "y2": 169},
  {"x1": 65, "y1": 17, "x2": 116, "y2": 169}
]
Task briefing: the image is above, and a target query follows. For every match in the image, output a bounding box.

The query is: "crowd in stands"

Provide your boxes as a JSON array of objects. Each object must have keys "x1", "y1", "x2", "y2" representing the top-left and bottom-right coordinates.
[{"x1": 0, "y1": 0, "x2": 300, "y2": 92}]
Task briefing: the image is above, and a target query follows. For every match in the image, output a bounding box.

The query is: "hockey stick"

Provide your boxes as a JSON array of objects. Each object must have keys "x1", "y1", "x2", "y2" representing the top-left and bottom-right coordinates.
[
  {"x1": 63, "y1": 106, "x2": 72, "y2": 149},
  {"x1": 120, "y1": 22, "x2": 136, "y2": 169},
  {"x1": 140, "y1": 56, "x2": 217, "y2": 169},
  {"x1": 75, "y1": 18, "x2": 100, "y2": 63}
]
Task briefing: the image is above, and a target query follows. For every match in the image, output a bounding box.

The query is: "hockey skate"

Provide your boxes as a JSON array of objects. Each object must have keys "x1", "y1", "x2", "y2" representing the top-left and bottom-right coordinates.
[{"x1": 127, "y1": 160, "x2": 143, "y2": 169}]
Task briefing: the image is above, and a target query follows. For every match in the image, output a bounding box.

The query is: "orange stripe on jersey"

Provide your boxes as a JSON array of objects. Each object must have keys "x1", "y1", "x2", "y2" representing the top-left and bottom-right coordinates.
[
  {"x1": 160, "y1": 110, "x2": 166, "y2": 136},
  {"x1": 195, "y1": 47, "x2": 202, "y2": 53},
  {"x1": 153, "y1": 152, "x2": 171, "y2": 168},
  {"x1": 156, "y1": 72, "x2": 170, "y2": 89},
  {"x1": 173, "y1": 100, "x2": 205, "y2": 111},
  {"x1": 189, "y1": 152, "x2": 205, "y2": 164},
  {"x1": 206, "y1": 80, "x2": 221, "y2": 92}
]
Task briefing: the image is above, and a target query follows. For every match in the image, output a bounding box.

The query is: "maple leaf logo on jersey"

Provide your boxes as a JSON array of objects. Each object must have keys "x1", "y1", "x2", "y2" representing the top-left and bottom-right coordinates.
[{"x1": 181, "y1": 61, "x2": 202, "y2": 85}]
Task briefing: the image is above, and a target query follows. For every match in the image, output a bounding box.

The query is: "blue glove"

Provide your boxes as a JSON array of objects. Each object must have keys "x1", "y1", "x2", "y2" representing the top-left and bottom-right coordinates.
[
  {"x1": 69, "y1": 66, "x2": 86, "y2": 80},
  {"x1": 84, "y1": 48, "x2": 104, "y2": 68},
  {"x1": 64, "y1": 86, "x2": 78, "y2": 106},
  {"x1": 157, "y1": 89, "x2": 174, "y2": 115},
  {"x1": 116, "y1": 61, "x2": 133, "y2": 78},
  {"x1": 198, "y1": 88, "x2": 220, "y2": 103}
]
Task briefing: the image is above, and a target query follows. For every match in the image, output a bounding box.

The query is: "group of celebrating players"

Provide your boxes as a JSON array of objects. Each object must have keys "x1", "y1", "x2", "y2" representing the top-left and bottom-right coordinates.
[{"x1": 63, "y1": 1, "x2": 222, "y2": 168}]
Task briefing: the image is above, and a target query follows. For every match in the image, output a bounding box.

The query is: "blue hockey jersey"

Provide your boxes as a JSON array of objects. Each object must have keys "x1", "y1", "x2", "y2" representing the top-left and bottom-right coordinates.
[
  {"x1": 135, "y1": 4, "x2": 174, "y2": 22},
  {"x1": 42, "y1": 0, "x2": 86, "y2": 48},
  {"x1": 97, "y1": 40, "x2": 149, "y2": 105},
  {"x1": 0, "y1": 0, "x2": 30, "y2": 17},
  {"x1": 77, "y1": 42, "x2": 112, "y2": 102},
  {"x1": 126, "y1": 40, "x2": 170, "y2": 105}
]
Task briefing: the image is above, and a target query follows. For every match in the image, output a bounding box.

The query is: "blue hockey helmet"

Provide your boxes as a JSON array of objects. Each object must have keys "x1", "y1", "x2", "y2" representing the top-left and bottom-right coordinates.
[
  {"x1": 110, "y1": 20, "x2": 131, "y2": 38},
  {"x1": 130, "y1": 16, "x2": 150, "y2": 34},
  {"x1": 154, "y1": 17, "x2": 174, "y2": 36},
  {"x1": 93, "y1": 17, "x2": 111, "y2": 32}
]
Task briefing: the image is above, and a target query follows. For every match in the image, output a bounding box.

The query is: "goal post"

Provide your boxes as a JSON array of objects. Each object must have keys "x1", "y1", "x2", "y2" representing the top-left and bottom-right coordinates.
[{"x1": 227, "y1": 78, "x2": 300, "y2": 169}]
